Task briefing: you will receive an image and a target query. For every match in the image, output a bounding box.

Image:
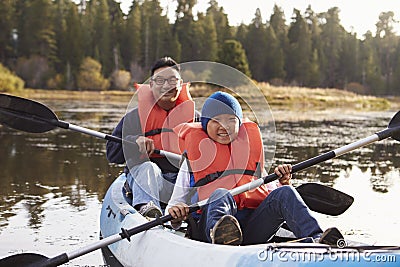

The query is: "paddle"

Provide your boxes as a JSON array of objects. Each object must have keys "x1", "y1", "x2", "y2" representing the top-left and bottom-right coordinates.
[
  {"x1": 0, "y1": 93, "x2": 181, "y2": 162},
  {"x1": 0, "y1": 93, "x2": 352, "y2": 216}
]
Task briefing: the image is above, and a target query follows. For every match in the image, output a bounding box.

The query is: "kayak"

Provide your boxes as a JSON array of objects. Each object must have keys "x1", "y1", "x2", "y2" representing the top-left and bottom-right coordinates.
[{"x1": 99, "y1": 173, "x2": 400, "y2": 267}]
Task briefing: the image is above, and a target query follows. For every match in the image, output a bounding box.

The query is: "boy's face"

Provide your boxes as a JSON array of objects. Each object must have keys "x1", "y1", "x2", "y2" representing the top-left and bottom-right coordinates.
[{"x1": 206, "y1": 114, "x2": 240, "y2": 145}]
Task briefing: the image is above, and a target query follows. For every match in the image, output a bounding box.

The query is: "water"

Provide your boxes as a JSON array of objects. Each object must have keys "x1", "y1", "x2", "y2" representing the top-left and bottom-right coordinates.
[{"x1": 0, "y1": 99, "x2": 399, "y2": 266}]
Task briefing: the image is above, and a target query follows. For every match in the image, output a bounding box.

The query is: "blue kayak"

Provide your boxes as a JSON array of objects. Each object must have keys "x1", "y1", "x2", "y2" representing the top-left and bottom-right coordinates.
[{"x1": 100, "y1": 173, "x2": 400, "y2": 267}]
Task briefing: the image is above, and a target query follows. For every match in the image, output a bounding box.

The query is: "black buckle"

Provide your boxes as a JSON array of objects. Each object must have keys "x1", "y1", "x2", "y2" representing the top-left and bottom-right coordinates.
[{"x1": 205, "y1": 171, "x2": 222, "y2": 184}]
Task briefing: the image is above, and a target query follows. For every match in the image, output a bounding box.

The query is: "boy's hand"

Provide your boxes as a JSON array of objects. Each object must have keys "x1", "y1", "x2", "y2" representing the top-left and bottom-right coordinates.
[
  {"x1": 168, "y1": 203, "x2": 190, "y2": 223},
  {"x1": 274, "y1": 164, "x2": 292, "y2": 185}
]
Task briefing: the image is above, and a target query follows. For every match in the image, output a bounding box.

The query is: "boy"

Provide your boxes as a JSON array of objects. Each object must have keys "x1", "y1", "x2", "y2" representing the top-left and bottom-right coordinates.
[{"x1": 167, "y1": 91, "x2": 343, "y2": 245}]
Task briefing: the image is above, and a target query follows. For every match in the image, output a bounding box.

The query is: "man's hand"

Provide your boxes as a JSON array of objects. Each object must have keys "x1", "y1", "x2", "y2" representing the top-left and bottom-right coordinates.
[{"x1": 136, "y1": 136, "x2": 155, "y2": 156}]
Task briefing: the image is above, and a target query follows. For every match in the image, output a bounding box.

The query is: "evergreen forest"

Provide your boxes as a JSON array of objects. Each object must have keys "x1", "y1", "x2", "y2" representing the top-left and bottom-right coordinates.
[{"x1": 0, "y1": 0, "x2": 399, "y2": 95}]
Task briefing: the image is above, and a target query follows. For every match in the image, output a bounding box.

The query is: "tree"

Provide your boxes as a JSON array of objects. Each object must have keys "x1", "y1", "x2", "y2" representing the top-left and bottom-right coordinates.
[
  {"x1": 287, "y1": 9, "x2": 313, "y2": 86},
  {"x1": 141, "y1": 0, "x2": 172, "y2": 69},
  {"x1": 0, "y1": 0, "x2": 15, "y2": 63},
  {"x1": 338, "y1": 32, "x2": 360, "y2": 88},
  {"x1": 218, "y1": 39, "x2": 251, "y2": 77},
  {"x1": 108, "y1": 0, "x2": 125, "y2": 72},
  {"x1": 305, "y1": 5, "x2": 322, "y2": 86},
  {"x1": 206, "y1": 1, "x2": 232, "y2": 48},
  {"x1": 269, "y1": 4, "x2": 289, "y2": 80},
  {"x1": 235, "y1": 23, "x2": 248, "y2": 46},
  {"x1": 174, "y1": 0, "x2": 203, "y2": 62},
  {"x1": 15, "y1": 55, "x2": 51, "y2": 88},
  {"x1": 90, "y1": 0, "x2": 112, "y2": 75},
  {"x1": 361, "y1": 33, "x2": 384, "y2": 94},
  {"x1": 319, "y1": 7, "x2": 345, "y2": 88},
  {"x1": 110, "y1": 69, "x2": 131, "y2": 90},
  {"x1": 53, "y1": 0, "x2": 83, "y2": 89},
  {"x1": 17, "y1": 0, "x2": 57, "y2": 63},
  {"x1": 375, "y1": 11, "x2": 398, "y2": 94},
  {"x1": 391, "y1": 41, "x2": 400, "y2": 95},
  {"x1": 63, "y1": 2, "x2": 84, "y2": 88},
  {"x1": 243, "y1": 8, "x2": 268, "y2": 81},
  {"x1": 122, "y1": 2, "x2": 142, "y2": 70},
  {"x1": 197, "y1": 13, "x2": 218, "y2": 61},
  {"x1": 264, "y1": 26, "x2": 286, "y2": 82},
  {"x1": 77, "y1": 57, "x2": 109, "y2": 90},
  {"x1": 0, "y1": 63, "x2": 24, "y2": 92}
]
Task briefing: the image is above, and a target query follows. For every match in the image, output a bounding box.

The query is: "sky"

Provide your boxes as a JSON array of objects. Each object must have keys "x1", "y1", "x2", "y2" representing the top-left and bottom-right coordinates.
[{"x1": 117, "y1": 0, "x2": 400, "y2": 37}]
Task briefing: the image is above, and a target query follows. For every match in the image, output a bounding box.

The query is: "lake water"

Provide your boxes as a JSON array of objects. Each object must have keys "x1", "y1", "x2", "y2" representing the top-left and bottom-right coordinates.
[{"x1": 0, "y1": 98, "x2": 399, "y2": 266}]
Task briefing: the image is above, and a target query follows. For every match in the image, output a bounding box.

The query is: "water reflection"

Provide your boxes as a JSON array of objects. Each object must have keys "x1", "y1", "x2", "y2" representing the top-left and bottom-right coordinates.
[
  {"x1": 0, "y1": 127, "x2": 121, "y2": 229},
  {"x1": 270, "y1": 113, "x2": 400, "y2": 194},
  {"x1": 0, "y1": 100, "x2": 399, "y2": 265}
]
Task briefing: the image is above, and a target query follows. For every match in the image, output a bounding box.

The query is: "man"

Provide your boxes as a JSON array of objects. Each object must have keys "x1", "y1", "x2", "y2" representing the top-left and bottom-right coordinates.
[{"x1": 106, "y1": 57, "x2": 196, "y2": 217}]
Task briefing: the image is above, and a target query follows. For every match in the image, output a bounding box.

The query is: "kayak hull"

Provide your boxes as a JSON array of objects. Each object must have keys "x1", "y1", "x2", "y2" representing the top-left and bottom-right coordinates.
[{"x1": 100, "y1": 174, "x2": 400, "y2": 267}]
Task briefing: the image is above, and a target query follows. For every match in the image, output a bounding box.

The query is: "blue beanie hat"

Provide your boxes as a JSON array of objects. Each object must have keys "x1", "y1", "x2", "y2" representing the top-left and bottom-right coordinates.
[{"x1": 201, "y1": 91, "x2": 243, "y2": 131}]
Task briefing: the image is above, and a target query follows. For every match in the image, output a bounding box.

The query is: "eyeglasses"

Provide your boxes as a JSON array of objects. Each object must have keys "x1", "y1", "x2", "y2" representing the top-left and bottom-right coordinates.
[{"x1": 152, "y1": 76, "x2": 179, "y2": 86}]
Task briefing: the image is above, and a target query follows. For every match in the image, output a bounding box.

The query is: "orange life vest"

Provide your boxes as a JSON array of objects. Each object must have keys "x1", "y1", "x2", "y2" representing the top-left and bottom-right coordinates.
[
  {"x1": 176, "y1": 120, "x2": 270, "y2": 209},
  {"x1": 135, "y1": 83, "x2": 195, "y2": 156}
]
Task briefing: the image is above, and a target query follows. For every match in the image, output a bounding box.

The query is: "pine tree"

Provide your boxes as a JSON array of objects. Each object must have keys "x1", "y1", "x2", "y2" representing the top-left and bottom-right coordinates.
[
  {"x1": 287, "y1": 9, "x2": 313, "y2": 86},
  {"x1": 375, "y1": 11, "x2": 398, "y2": 94},
  {"x1": 91, "y1": 0, "x2": 112, "y2": 75},
  {"x1": 319, "y1": 7, "x2": 345, "y2": 88},
  {"x1": 218, "y1": 39, "x2": 250, "y2": 77},
  {"x1": 141, "y1": 0, "x2": 170, "y2": 69},
  {"x1": 198, "y1": 13, "x2": 218, "y2": 61},
  {"x1": 338, "y1": 32, "x2": 360, "y2": 88},
  {"x1": 361, "y1": 33, "x2": 384, "y2": 94},
  {"x1": 243, "y1": 8, "x2": 268, "y2": 81},
  {"x1": 264, "y1": 26, "x2": 286, "y2": 82},
  {"x1": 206, "y1": 1, "x2": 232, "y2": 49},
  {"x1": 121, "y1": 2, "x2": 142, "y2": 69},
  {"x1": 0, "y1": 0, "x2": 15, "y2": 63},
  {"x1": 17, "y1": 0, "x2": 57, "y2": 61},
  {"x1": 64, "y1": 1, "x2": 84, "y2": 88},
  {"x1": 269, "y1": 4, "x2": 289, "y2": 80},
  {"x1": 174, "y1": 0, "x2": 202, "y2": 62},
  {"x1": 304, "y1": 5, "x2": 322, "y2": 86}
]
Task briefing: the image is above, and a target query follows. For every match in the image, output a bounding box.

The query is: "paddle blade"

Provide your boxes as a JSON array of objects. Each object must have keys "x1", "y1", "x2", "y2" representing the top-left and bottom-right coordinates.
[
  {"x1": 388, "y1": 110, "x2": 400, "y2": 141},
  {"x1": 0, "y1": 253, "x2": 48, "y2": 267},
  {"x1": 0, "y1": 94, "x2": 58, "y2": 133},
  {"x1": 296, "y1": 183, "x2": 354, "y2": 216}
]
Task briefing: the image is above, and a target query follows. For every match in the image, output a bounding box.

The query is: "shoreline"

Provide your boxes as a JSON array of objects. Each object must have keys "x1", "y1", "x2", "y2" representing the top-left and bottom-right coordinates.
[{"x1": 6, "y1": 85, "x2": 399, "y2": 112}]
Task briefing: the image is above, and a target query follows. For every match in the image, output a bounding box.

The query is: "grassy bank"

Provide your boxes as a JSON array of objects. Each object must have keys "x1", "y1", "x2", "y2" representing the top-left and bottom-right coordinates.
[
  {"x1": 7, "y1": 83, "x2": 396, "y2": 110},
  {"x1": 259, "y1": 83, "x2": 392, "y2": 110},
  {"x1": 13, "y1": 88, "x2": 134, "y2": 103}
]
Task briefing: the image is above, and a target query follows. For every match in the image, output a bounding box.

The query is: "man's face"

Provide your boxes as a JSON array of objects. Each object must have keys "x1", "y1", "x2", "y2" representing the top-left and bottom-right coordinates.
[
  {"x1": 206, "y1": 114, "x2": 240, "y2": 145},
  {"x1": 150, "y1": 66, "x2": 182, "y2": 111}
]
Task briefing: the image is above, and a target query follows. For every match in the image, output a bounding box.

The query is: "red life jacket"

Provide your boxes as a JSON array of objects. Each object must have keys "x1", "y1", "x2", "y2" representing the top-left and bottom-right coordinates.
[
  {"x1": 175, "y1": 120, "x2": 269, "y2": 209},
  {"x1": 135, "y1": 83, "x2": 195, "y2": 156}
]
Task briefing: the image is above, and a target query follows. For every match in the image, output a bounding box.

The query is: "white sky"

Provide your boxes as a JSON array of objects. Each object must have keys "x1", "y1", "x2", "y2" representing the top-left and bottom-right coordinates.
[{"x1": 117, "y1": 0, "x2": 400, "y2": 37}]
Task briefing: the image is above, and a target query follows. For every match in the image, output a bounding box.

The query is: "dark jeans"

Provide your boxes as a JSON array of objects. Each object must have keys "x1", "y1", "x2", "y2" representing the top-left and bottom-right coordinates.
[{"x1": 198, "y1": 186, "x2": 323, "y2": 245}]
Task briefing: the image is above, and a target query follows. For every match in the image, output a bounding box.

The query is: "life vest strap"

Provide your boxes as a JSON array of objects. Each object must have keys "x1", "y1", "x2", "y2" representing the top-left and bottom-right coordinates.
[
  {"x1": 144, "y1": 128, "x2": 173, "y2": 137},
  {"x1": 193, "y1": 164, "x2": 261, "y2": 188}
]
